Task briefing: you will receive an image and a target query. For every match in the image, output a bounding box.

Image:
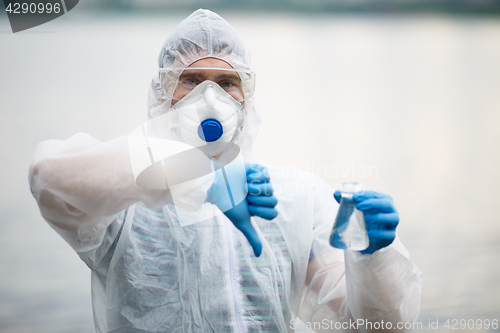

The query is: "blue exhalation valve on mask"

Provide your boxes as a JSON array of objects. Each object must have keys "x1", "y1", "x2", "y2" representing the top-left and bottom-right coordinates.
[{"x1": 198, "y1": 118, "x2": 224, "y2": 142}]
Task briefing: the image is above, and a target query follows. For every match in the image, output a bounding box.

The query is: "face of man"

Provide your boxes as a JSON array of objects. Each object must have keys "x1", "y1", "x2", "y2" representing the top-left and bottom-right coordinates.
[{"x1": 171, "y1": 58, "x2": 244, "y2": 105}]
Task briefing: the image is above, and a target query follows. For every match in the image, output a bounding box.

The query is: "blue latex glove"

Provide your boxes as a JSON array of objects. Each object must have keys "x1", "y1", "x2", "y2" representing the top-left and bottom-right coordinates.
[
  {"x1": 207, "y1": 163, "x2": 278, "y2": 256},
  {"x1": 334, "y1": 190, "x2": 399, "y2": 254},
  {"x1": 246, "y1": 164, "x2": 279, "y2": 221}
]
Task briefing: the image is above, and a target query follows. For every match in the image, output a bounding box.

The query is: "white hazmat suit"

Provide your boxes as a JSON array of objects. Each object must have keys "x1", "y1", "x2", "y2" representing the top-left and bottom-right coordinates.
[{"x1": 29, "y1": 9, "x2": 422, "y2": 333}]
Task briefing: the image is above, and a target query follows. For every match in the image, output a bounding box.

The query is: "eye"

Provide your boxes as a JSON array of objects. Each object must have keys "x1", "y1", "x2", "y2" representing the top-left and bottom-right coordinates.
[
  {"x1": 220, "y1": 81, "x2": 234, "y2": 88},
  {"x1": 182, "y1": 79, "x2": 197, "y2": 86}
]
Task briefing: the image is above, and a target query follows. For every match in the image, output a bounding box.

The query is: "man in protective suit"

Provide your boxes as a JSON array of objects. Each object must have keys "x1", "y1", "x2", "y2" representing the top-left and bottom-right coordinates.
[{"x1": 29, "y1": 9, "x2": 422, "y2": 333}]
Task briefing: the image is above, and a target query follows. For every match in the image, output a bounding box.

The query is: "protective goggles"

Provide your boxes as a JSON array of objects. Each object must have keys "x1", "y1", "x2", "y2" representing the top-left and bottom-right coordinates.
[{"x1": 159, "y1": 67, "x2": 256, "y2": 103}]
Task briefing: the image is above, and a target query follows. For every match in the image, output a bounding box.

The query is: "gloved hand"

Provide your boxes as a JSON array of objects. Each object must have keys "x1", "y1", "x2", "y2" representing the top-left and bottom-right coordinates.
[
  {"x1": 207, "y1": 163, "x2": 278, "y2": 257},
  {"x1": 246, "y1": 164, "x2": 279, "y2": 221},
  {"x1": 334, "y1": 190, "x2": 399, "y2": 254}
]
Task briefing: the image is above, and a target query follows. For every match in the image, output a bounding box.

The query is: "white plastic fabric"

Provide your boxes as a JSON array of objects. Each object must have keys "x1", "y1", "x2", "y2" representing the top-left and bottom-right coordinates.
[{"x1": 29, "y1": 8, "x2": 422, "y2": 333}]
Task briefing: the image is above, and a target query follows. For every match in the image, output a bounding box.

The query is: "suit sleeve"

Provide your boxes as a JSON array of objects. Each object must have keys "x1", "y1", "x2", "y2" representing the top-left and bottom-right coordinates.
[{"x1": 29, "y1": 132, "x2": 214, "y2": 269}]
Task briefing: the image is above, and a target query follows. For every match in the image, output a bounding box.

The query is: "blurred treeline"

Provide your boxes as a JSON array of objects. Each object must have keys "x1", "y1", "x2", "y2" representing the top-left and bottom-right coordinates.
[{"x1": 80, "y1": 0, "x2": 500, "y2": 14}]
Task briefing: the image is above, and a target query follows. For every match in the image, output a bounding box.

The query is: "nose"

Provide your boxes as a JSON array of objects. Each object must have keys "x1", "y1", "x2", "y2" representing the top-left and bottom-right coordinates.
[{"x1": 203, "y1": 85, "x2": 217, "y2": 108}]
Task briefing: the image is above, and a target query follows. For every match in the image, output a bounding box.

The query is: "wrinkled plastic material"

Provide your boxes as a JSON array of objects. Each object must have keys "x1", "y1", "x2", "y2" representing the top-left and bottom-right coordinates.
[
  {"x1": 29, "y1": 8, "x2": 422, "y2": 333},
  {"x1": 102, "y1": 168, "x2": 421, "y2": 333}
]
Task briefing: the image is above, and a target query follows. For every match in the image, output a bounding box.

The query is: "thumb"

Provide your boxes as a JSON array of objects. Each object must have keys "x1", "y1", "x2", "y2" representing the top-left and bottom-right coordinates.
[
  {"x1": 333, "y1": 190, "x2": 342, "y2": 204},
  {"x1": 223, "y1": 198, "x2": 262, "y2": 257},
  {"x1": 237, "y1": 219, "x2": 262, "y2": 257}
]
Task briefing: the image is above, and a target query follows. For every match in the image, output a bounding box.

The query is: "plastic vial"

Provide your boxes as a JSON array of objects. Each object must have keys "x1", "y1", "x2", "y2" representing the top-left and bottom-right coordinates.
[{"x1": 330, "y1": 182, "x2": 369, "y2": 251}]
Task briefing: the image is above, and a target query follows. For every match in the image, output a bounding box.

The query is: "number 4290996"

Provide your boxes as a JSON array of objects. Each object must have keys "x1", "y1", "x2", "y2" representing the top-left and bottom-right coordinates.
[
  {"x1": 444, "y1": 319, "x2": 498, "y2": 330},
  {"x1": 5, "y1": 2, "x2": 61, "y2": 14}
]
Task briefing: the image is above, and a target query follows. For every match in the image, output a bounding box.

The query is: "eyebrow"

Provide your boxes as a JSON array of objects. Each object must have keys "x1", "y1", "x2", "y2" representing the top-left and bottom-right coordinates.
[
  {"x1": 215, "y1": 73, "x2": 240, "y2": 81},
  {"x1": 180, "y1": 71, "x2": 240, "y2": 81}
]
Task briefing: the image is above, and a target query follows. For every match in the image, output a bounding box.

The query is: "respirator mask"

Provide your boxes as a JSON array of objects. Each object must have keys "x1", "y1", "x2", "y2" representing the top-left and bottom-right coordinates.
[
  {"x1": 164, "y1": 79, "x2": 245, "y2": 157},
  {"x1": 154, "y1": 65, "x2": 255, "y2": 157}
]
